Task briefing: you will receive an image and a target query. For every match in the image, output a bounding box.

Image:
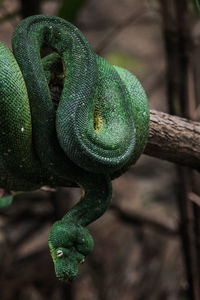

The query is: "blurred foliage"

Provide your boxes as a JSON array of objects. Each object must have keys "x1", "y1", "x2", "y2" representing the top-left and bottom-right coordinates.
[
  {"x1": 189, "y1": 0, "x2": 200, "y2": 12},
  {"x1": 20, "y1": 0, "x2": 88, "y2": 21},
  {"x1": 58, "y1": 0, "x2": 87, "y2": 22},
  {"x1": 0, "y1": 0, "x2": 88, "y2": 22},
  {"x1": 105, "y1": 50, "x2": 147, "y2": 76},
  {"x1": 0, "y1": 194, "x2": 12, "y2": 208}
]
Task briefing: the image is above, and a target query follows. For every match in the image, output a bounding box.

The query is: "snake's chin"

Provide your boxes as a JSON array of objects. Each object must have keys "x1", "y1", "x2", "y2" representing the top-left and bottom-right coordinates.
[
  {"x1": 48, "y1": 220, "x2": 94, "y2": 281},
  {"x1": 57, "y1": 276, "x2": 72, "y2": 284}
]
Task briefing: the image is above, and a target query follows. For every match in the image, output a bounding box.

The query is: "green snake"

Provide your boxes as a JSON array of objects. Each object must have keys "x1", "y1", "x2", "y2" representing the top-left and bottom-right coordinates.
[{"x1": 0, "y1": 15, "x2": 149, "y2": 281}]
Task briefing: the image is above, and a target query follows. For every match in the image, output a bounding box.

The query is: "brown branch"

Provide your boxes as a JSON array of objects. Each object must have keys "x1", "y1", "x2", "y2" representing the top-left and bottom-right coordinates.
[
  {"x1": 145, "y1": 109, "x2": 200, "y2": 172},
  {"x1": 188, "y1": 192, "x2": 200, "y2": 207}
]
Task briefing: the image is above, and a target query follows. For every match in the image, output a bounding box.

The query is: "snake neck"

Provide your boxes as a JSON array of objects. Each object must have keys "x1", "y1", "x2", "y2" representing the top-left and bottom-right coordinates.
[
  {"x1": 48, "y1": 174, "x2": 112, "y2": 281},
  {"x1": 62, "y1": 173, "x2": 112, "y2": 227}
]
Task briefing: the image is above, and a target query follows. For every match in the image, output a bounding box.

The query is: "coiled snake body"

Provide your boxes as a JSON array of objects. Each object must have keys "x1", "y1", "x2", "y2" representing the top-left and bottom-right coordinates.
[{"x1": 0, "y1": 15, "x2": 149, "y2": 281}]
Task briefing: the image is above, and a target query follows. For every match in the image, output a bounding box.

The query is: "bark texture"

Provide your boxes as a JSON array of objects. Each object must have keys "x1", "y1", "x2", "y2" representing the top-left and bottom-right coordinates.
[{"x1": 145, "y1": 110, "x2": 200, "y2": 171}]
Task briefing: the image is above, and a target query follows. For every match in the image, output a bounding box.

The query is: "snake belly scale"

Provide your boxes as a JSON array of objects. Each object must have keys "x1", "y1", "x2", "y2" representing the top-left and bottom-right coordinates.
[{"x1": 0, "y1": 15, "x2": 149, "y2": 281}]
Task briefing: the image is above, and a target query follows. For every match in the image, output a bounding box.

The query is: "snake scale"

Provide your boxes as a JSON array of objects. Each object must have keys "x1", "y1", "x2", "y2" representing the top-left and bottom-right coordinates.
[{"x1": 0, "y1": 15, "x2": 149, "y2": 281}]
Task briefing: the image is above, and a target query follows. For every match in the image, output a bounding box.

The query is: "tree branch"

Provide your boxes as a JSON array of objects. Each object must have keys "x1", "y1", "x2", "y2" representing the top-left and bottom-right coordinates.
[{"x1": 144, "y1": 109, "x2": 200, "y2": 172}]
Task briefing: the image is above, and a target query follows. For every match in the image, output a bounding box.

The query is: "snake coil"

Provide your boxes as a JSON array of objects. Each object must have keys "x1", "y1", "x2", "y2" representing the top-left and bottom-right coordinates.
[{"x1": 0, "y1": 15, "x2": 149, "y2": 281}]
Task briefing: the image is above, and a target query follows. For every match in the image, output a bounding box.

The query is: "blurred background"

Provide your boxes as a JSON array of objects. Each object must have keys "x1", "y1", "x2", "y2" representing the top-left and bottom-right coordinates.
[{"x1": 0, "y1": 0, "x2": 200, "y2": 299}]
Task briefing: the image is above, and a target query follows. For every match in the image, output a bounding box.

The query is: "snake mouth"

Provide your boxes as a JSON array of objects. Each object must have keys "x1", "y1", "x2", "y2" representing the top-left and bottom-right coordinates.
[{"x1": 57, "y1": 276, "x2": 72, "y2": 284}]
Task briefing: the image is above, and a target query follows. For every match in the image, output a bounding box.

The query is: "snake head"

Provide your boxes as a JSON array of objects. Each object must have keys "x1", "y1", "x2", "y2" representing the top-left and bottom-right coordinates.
[{"x1": 48, "y1": 220, "x2": 94, "y2": 282}]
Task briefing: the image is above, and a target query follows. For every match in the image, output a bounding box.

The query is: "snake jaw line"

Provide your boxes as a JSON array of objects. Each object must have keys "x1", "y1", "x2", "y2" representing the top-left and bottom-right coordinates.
[
  {"x1": 80, "y1": 258, "x2": 85, "y2": 264},
  {"x1": 81, "y1": 188, "x2": 85, "y2": 199}
]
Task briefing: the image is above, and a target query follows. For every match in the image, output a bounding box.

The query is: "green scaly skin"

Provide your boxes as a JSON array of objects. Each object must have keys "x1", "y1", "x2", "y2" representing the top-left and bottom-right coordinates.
[{"x1": 0, "y1": 15, "x2": 149, "y2": 281}]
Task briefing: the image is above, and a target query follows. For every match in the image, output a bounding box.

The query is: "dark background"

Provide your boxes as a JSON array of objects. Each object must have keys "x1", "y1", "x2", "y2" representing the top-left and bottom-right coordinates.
[{"x1": 0, "y1": 0, "x2": 200, "y2": 299}]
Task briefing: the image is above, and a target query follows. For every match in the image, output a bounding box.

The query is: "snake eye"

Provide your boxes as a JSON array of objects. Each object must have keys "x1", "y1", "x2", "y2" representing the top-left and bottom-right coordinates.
[{"x1": 56, "y1": 249, "x2": 64, "y2": 258}]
